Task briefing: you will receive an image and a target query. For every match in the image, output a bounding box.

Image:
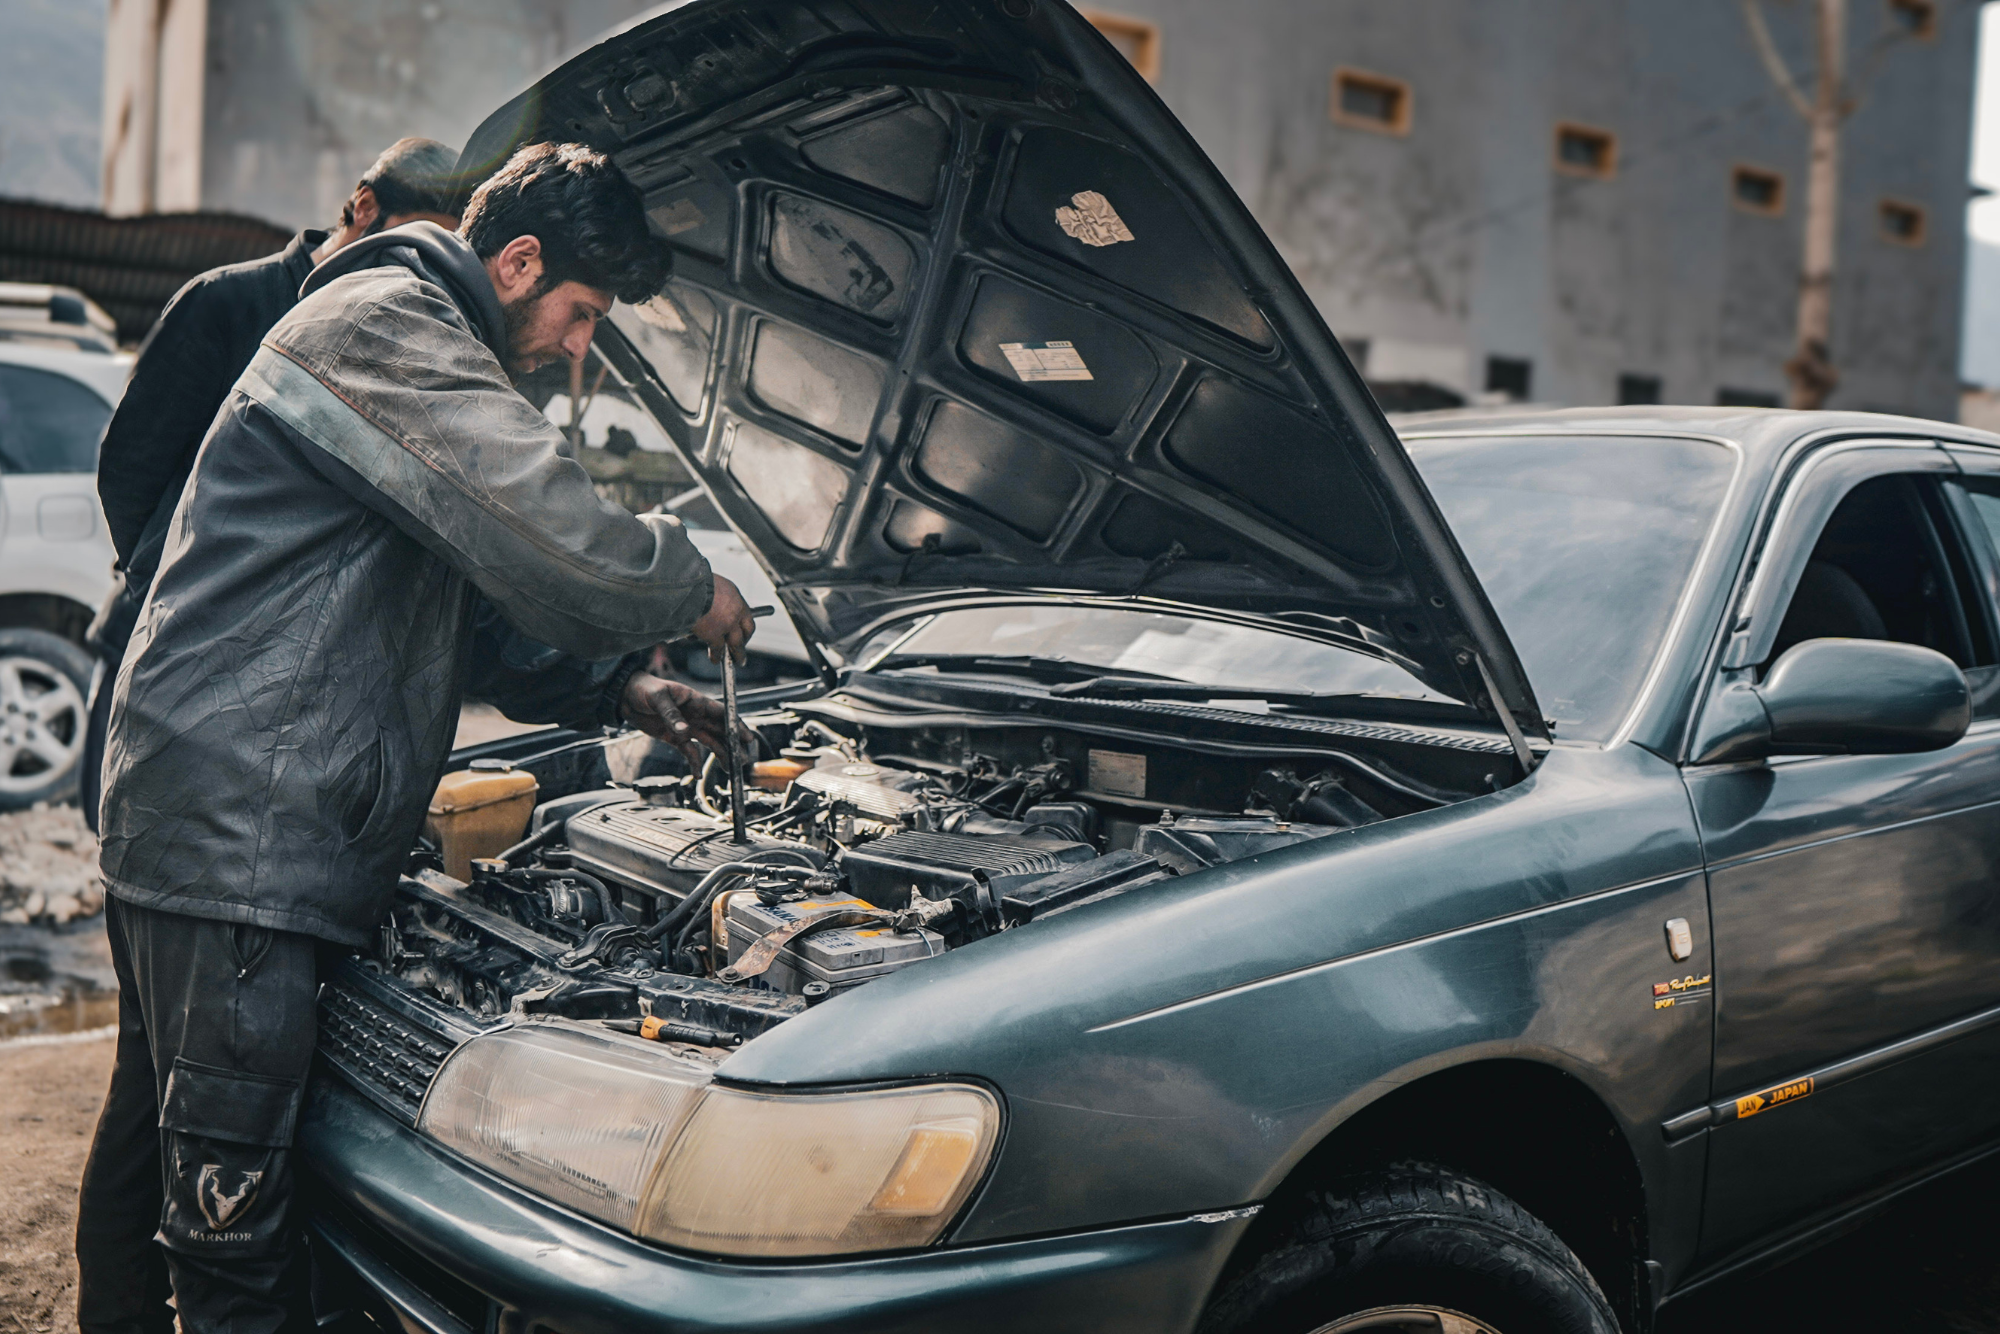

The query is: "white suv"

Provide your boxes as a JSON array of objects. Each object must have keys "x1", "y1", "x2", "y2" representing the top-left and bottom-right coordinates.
[{"x1": 0, "y1": 338, "x2": 126, "y2": 809}]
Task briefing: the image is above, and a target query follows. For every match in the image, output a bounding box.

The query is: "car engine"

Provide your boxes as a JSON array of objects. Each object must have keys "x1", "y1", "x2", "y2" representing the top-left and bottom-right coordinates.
[{"x1": 342, "y1": 699, "x2": 1441, "y2": 1081}]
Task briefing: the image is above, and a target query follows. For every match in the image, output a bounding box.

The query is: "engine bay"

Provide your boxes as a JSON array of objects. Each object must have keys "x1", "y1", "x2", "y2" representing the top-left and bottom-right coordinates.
[{"x1": 362, "y1": 688, "x2": 1504, "y2": 1052}]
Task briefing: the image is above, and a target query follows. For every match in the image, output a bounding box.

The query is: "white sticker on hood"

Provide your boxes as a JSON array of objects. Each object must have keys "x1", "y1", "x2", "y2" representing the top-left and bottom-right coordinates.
[
  {"x1": 1000, "y1": 341, "x2": 1094, "y2": 382},
  {"x1": 1088, "y1": 749, "x2": 1147, "y2": 798},
  {"x1": 1055, "y1": 190, "x2": 1135, "y2": 246}
]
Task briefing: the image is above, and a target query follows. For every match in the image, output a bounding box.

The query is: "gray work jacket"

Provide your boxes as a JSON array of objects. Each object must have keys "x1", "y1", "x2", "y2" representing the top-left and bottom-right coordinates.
[{"x1": 99, "y1": 223, "x2": 713, "y2": 944}]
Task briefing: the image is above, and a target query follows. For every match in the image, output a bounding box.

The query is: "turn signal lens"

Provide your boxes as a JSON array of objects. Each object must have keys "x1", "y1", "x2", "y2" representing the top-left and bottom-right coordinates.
[{"x1": 635, "y1": 1082, "x2": 1000, "y2": 1256}]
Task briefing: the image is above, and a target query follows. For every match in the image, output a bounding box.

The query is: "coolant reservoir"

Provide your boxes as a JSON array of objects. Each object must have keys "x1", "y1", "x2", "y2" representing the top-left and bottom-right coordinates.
[{"x1": 425, "y1": 760, "x2": 538, "y2": 882}]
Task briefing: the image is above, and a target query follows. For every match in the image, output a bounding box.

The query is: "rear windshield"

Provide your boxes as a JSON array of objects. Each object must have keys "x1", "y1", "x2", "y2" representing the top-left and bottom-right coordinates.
[
  {"x1": 1406, "y1": 434, "x2": 1736, "y2": 742},
  {"x1": 0, "y1": 363, "x2": 110, "y2": 474}
]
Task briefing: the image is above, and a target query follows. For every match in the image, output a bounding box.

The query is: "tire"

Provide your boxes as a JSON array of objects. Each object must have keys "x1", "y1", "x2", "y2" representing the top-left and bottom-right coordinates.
[
  {"x1": 1199, "y1": 1162, "x2": 1620, "y2": 1334},
  {"x1": 0, "y1": 628, "x2": 94, "y2": 811}
]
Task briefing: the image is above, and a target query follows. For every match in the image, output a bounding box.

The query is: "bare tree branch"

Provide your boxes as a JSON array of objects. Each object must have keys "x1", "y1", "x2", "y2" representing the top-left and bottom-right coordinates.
[{"x1": 1743, "y1": 0, "x2": 1816, "y2": 119}]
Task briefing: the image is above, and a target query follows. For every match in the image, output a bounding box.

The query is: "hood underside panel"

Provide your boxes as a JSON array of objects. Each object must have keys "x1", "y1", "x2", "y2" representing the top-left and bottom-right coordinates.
[{"x1": 462, "y1": 0, "x2": 1542, "y2": 729}]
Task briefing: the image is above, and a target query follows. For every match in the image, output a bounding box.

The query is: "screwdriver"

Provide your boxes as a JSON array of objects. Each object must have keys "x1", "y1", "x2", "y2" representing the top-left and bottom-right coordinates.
[{"x1": 721, "y1": 606, "x2": 774, "y2": 845}]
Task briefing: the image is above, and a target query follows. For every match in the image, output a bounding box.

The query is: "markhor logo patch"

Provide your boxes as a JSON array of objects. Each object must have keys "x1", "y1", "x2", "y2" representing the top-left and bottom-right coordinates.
[{"x1": 196, "y1": 1164, "x2": 262, "y2": 1230}]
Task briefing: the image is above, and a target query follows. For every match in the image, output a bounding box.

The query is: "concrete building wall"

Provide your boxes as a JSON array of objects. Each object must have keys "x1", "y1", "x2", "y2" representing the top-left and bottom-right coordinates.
[
  {"x1": 1088, "y1": 0, "x2": 1978, "y2": 418},
  {"x1": 198, "y1": 0, "x2": 670, "y2": 229},
  {"x1": 103, "y1": 0, "x2": 668, "y2": 226},
  {"x1": 0, "y1": 0, "x2": 108, "y2": 209},
  {"x1": 94, "y1": 0, "x2": 1976, "y2": 417}
]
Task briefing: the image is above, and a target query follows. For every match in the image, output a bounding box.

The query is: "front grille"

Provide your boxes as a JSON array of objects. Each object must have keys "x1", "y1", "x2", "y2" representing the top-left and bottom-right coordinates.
[{"x1": 317, "y1": 964, "x2": 479, "y2": 1126}]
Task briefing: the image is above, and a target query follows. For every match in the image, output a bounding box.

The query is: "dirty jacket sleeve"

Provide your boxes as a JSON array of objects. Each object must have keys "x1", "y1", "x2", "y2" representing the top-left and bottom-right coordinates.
[{"x1": 236, "y1": 275, "x2": 714, "y2": 661}]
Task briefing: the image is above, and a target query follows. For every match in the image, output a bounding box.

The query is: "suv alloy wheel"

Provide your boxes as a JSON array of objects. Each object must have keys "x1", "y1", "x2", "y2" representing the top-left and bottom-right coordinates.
[{"x1": 0, "y1": 628, "x2": 93, "y2": 810}]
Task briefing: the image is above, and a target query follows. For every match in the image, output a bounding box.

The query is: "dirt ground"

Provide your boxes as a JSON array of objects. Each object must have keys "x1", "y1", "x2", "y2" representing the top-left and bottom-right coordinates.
[{"x1": 0, "y1": 1033, "x2": 111, "y2": 1331}]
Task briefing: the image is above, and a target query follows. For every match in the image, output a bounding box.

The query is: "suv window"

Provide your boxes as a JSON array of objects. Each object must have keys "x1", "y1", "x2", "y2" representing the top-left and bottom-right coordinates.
[
  {"x1": 0, "y1": 363, "x2": 111, "y2": 474},
  {"x1": 1772, "y1": 473, "x2": 1995, "y2": 709}
]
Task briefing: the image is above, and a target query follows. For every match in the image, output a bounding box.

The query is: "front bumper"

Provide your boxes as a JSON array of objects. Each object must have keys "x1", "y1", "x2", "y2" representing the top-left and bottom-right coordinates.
[{"x1": 299, "y1": 1074, "x2": 1252, "y2": 1334}]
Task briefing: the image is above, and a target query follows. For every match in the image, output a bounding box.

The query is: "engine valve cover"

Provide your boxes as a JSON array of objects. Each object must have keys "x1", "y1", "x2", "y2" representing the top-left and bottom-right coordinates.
[
  {"x1": 567, "y1": 803, "x2": 793, "y2": 900},
  {"x1": 792, "y1": 763, "x2": 928, "y2": 822}
]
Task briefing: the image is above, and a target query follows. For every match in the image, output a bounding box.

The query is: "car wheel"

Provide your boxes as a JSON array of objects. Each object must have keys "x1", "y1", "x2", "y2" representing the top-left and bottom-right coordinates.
[
  {"x1": 1199, "y1": 1162, "x2": 1619, "y2": 1334},
  {"x1": 0, "y1": 628, "x2": 93, "y2": 811}
]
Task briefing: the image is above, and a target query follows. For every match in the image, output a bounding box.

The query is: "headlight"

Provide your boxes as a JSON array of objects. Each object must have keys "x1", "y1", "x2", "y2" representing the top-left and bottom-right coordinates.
[
  {"x1": 417, "y1": 1023, "x2": 709, "y2": 1232},
  {"x1": 419, "y1": 1022, "x2": 1000, "y2": 1258}
]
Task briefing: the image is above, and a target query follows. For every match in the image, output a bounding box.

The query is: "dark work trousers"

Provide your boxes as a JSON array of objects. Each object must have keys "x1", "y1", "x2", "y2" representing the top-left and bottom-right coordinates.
[{"x1": 76, "y1": 895, "x2": 330, "y2": 1334}]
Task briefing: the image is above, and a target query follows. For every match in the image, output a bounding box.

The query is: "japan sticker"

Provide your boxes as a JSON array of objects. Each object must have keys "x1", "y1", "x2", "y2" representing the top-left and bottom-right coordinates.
[{"x1": 1000, "y1": 341, "x2": 1094, "y2": 383}]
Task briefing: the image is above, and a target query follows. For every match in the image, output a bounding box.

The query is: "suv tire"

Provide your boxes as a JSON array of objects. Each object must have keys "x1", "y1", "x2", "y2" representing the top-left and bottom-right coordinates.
[
  {"x1": 1199, "y1": 1162, "x2": 1620, "y2": 1334},
  {"x1": 0, "y1": 628, "x2": 94, "y2": 811}
]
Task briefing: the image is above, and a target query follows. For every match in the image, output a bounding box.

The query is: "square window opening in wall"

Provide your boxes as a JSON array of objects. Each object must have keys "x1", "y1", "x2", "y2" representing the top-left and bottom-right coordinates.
[
  {"x1": 1880, "y1": 198, "x2": 1927, "y2": 245},
  {"x1": 1618, "y1": 373, "x2": 1662, "y2": 405},
  {"x1": 1732, "y1": 165, "x2": 1785, "y2": 216},
  {"x1": 1717, "y1": 386, "x2": 1782, "y2": 408},
  {"x1": 1332, "y1": 69, "x2": 1413, "y2": 135},
  {"x1": 1554, "y1": 123, "x2": 1617, "y2": 179},
  {"x1": 1889, "y1": 0, "x2": 1937, "y2": 39},
  {"x1": 1083, "y1": 12, "x2": 1161, "y2": 82},
  {"x1": 1485, "y1": 356, "x2": 1532, "y2": 401}
]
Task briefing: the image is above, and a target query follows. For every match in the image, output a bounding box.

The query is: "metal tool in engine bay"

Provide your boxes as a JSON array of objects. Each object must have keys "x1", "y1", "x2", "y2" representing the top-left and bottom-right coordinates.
[{"x1": 720, "y1": 605, "x2": 775, "y2": 846}]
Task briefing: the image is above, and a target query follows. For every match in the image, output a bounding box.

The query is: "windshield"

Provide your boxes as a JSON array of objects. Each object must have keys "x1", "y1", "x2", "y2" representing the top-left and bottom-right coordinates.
[
  {"x1": 866, "y1": 605, "x2": 1444, "y2": 703},
  {"x1": 864, "y1": 435, "x2": 1732, "y2": 742},
  {"x1": 0, "y1": 363, "x2": 110, "y2": 473},
  {"x1": 1405, "y1": 434, "x2": 1735, "y2": 741}
]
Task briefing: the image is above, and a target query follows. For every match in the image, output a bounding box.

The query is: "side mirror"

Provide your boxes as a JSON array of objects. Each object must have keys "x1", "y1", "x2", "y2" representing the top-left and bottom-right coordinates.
[{"x1": 1693, "y1": 639, "x2": 1970, "y2": 765}]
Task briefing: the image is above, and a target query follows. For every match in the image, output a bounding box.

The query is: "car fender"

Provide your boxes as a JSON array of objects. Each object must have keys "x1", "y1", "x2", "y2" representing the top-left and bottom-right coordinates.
[{"x1": 723, "y1": 743, "x2": 1710, "y2": 1258}]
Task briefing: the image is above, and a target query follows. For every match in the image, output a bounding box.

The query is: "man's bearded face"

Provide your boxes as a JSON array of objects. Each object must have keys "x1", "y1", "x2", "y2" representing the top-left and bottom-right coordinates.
[{"x1": 500, "y1": 277, "x2": 612, "y2": 379}]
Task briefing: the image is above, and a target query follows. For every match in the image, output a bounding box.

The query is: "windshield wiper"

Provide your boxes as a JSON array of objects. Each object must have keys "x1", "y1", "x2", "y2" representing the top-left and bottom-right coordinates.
[
  {"x1": 1048, "y1": 674, "x2": 1429, "y2": 713},
  {"x1": 873, "y1": 655, "x2": 1181, "y2": 686}
]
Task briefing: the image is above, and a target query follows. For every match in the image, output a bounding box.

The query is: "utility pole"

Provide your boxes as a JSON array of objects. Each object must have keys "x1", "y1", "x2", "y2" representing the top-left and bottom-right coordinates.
[{"x1": 1745, "y1": 0, "x2": 1848, "y2": 409}]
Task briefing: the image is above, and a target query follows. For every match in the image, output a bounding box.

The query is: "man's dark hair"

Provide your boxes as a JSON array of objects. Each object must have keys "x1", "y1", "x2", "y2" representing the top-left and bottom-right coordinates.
[
  {"x1": 344, "y1": 137, "x2": 469, "y2": 233},
  {"x1": 460, "y1": 142, "x2": 670, "y2": 305}
]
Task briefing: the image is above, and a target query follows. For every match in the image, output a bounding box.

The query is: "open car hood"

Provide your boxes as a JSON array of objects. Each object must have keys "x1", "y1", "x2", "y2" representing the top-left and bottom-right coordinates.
[{"x1": 462, "y1": 0, "x2": 1544, "y2": 738}]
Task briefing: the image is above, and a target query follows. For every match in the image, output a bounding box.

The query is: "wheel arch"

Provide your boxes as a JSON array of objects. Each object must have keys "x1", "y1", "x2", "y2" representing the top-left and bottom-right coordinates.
[
  {"x1": 0, "y1": 593, "x2": 95, "y2": 647},
  {"x1": 1216, "y1": 1058, "x2": 1651, "y2": 1331}
]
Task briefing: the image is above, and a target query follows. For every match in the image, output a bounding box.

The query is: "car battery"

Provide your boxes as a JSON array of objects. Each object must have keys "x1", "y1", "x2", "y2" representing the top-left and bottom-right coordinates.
[{"x1": 723, "y1": 893, "x2": 944, "y2": 995}]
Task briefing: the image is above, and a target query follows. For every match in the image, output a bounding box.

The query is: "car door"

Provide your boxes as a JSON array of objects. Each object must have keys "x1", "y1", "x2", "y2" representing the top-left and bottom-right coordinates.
[{"x1": 1684, "y1": 441, "x2": 2000, "y2": 1262}]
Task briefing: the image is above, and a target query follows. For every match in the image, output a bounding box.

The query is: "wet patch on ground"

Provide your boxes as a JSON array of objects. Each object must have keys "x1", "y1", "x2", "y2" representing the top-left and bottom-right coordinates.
[{"x1": 0, "y1": 916, "x2": 118, "y2": 1040}]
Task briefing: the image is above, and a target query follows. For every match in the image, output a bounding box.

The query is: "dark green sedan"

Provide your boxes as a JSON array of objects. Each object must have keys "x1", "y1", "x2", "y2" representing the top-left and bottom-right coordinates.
[{"x1": 302, "y1": 4, "x2": 2000, "y2": 1332}]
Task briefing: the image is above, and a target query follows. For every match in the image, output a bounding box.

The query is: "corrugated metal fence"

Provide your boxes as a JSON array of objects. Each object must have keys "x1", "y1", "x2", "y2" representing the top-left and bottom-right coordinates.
[{"x1": 0, "y1": 197, "x2": 291, "y2": 345}]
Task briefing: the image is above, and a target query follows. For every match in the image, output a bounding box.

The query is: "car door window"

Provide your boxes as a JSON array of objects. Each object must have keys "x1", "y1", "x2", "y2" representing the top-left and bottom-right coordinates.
[
  {"x1": 0, "y1": 364, "x2": 111, "y2": 474},
  {"x1": 1767, "y1": 474, "x2": 1989, "y2": 671},
  {"x1": 1937, "y1": 479, "x2": 2000, "y2": 718}
]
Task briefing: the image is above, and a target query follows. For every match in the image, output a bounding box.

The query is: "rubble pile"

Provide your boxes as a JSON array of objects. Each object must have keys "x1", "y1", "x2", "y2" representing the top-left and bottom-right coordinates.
[{"x1": 0, "y1": 805, "x2": 103, "y2": 926}]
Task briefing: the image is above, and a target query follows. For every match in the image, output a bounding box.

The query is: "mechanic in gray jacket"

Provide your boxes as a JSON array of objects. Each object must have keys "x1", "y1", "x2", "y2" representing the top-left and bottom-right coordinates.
[{"x1": 77, "y1": 142, "x2": 756, "y2": 1333}]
